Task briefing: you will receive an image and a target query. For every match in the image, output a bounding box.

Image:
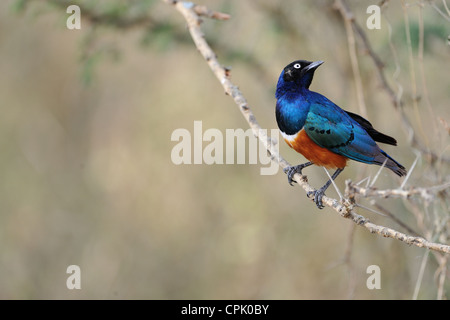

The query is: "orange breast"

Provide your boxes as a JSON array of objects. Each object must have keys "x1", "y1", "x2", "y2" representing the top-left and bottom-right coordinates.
[{"x1": 284, "y1": 129, "x2": 347, "y2": 169}]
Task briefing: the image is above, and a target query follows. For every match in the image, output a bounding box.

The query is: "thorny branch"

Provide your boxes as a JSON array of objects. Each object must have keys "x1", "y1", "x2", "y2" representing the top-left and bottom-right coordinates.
[
  {"x1": 164, "y1": 0, "x2": 450, "y2": 254},
  {"x1": 346, "y1": 180, "x2": 450, "y2": 204}
]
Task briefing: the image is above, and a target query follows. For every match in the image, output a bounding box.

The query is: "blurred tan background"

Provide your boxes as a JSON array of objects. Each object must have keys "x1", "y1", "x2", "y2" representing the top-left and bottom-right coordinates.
[{"x1": 0, "y1": 0, "x2": 448, "y2": 299}]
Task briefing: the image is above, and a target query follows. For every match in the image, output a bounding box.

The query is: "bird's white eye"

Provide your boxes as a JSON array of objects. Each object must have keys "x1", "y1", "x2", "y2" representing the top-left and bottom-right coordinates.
[{"x1": 293, "y1": 63, "x2": 301, "y2": 69}]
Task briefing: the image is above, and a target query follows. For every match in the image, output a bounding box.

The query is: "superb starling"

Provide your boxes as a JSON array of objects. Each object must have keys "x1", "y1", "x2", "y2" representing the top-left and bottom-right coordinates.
[{"x1": 275, "y1": 60, "x2": 406, "y2": 209}]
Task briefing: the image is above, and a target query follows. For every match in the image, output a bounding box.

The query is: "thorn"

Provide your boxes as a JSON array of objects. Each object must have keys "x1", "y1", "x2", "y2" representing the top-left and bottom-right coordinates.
[
  {"x1": 370, "y1": 158, "x2": 387, "y2": 188},
  {"x1": 356, "y1": 176, "x2": 370, "y2": 186},
  {"x1": 400, "y1": 153, "x2": 419, "y2": 189},
  {"x1": 355, "y1": 203, "x2": 387, "y2": 217},
  {"x1": 365, "y1": 176, "x2": 371, "y2": 188}
]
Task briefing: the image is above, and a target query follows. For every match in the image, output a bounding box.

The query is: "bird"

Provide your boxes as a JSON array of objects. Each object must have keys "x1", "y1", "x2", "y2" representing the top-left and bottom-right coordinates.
[{"x1": 275, "y1": 59, "x2": 407, "y2": 209}]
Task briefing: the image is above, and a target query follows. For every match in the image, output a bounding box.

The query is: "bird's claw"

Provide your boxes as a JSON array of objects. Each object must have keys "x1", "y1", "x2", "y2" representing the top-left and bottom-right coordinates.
[
  {"x1": 307, "y1": 189, "x2": 325, "y2": 209},
  {"x1": 284, "y1": 165, "x2": 303, "y2": 186}
]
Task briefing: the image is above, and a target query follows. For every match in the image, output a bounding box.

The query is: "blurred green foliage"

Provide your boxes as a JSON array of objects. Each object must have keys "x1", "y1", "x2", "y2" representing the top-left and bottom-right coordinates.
[{"x1": 393, "y1": 19, "x2": 448, "y2": 52}]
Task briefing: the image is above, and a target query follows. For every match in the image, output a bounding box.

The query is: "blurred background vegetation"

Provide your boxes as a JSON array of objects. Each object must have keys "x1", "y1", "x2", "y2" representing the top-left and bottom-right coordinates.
[{"x1": 0, "y1": 0, "x2": 448, "y2": 299}]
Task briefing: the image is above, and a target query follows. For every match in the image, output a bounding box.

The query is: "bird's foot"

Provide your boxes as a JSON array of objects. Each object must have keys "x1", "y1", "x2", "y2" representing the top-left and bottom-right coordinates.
[
  {"x1": 283, "y1": 165, "x2": 306, "y2": 186},
  {"x1": 307, "y1": 188, "x2": 326, "y2": 209}
]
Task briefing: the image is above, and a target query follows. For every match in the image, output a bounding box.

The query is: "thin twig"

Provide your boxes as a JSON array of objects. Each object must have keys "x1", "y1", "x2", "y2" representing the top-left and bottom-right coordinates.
[
  {"x1": 342, "y1": 11, "x2": 368, "y2": 118},
  {"x1": 347, "y1": 180, "x2": 450, "y2": 202},
  {"x1": 334, "y1": 0, "x2": 450, "y2": 164}
]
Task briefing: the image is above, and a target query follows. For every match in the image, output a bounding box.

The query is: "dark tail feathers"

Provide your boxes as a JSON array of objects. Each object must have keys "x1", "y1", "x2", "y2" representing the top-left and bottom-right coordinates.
[{"x1": 377, "y1": 150, "x2": 407, "y2": 177}]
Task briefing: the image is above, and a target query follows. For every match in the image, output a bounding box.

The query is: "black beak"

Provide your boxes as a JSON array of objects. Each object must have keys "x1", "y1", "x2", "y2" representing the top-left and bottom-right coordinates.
[{"x1": 303, "y1": 60, "x2": 324, "y2": 73}]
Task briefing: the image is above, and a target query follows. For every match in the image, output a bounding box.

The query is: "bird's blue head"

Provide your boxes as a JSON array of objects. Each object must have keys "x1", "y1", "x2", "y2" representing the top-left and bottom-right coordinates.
[{"x1": 276, "y1": 60, "x2": 324, "y2": 98}]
